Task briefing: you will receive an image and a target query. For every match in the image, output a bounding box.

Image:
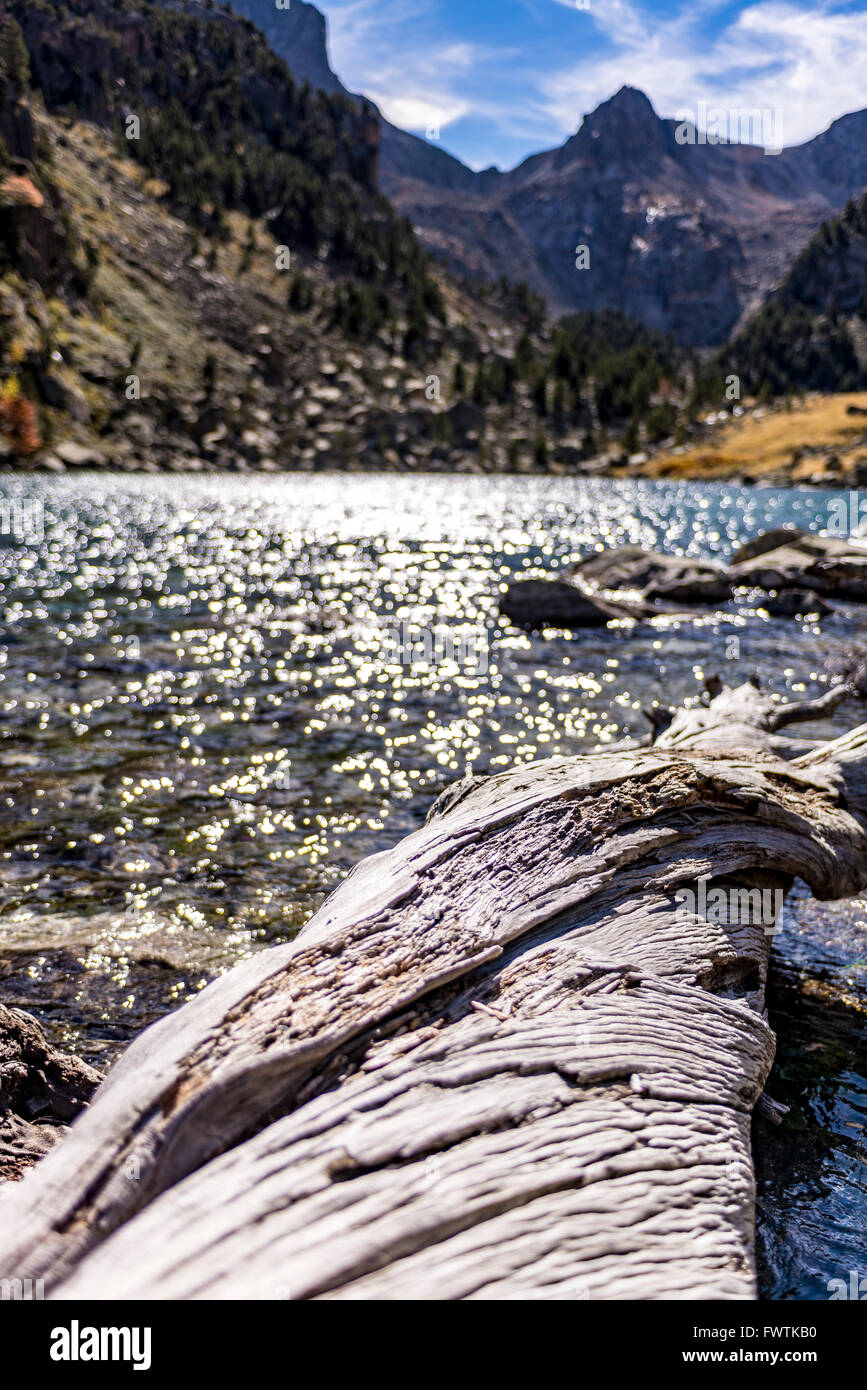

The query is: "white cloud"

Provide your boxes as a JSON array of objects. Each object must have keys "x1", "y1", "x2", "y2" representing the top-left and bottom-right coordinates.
[
  {"x1": 367, "y1": 92, "x2": 470, "y2": 131},
  {"x1": 318, "y1": 0, "x2": 867, "y2": 166},
  {"x1": 542, "y1": 1, "x2": 867, "y2": 148},
  {"x1": 324, "y1": 0, "x2": 493, "y2": 133}
]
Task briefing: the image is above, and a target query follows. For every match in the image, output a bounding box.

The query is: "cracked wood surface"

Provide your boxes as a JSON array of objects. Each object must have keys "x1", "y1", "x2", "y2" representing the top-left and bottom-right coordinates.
[{"x1": 1, "y1": 682, "x2": 867, "y2": 1300}]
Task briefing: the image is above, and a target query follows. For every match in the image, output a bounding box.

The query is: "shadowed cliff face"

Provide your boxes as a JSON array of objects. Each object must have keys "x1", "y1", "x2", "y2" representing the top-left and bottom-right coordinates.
[
  {"x1": 230, "y1": 0, "x2": 344, "y2": 98},
  {"x1": 0, "y1": 89, "x2": 91, "y2": 298},
  {"x1": 228, "y1": 1, "x2": 867, "y2": 345},
  {"x1": 389, "y1": 87, "x2": 867, "y2": 345},
  {"x1": 227, "y1": 0, "x2": 481, "y2": 195}
]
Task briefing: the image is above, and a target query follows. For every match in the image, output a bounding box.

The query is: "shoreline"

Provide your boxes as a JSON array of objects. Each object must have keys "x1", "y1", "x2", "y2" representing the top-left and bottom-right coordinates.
[
  {"x1": 6, "y1": 387, "x2": 867, "y2": 486},
  {"x1": 0, "y1": 462, "x2": 863, "y2": 488}
]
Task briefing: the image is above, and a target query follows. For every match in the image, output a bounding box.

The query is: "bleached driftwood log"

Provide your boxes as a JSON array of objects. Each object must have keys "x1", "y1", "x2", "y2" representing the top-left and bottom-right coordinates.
[{"x1": 1, "y1": 680, "x2": 866, "y2": 1300}]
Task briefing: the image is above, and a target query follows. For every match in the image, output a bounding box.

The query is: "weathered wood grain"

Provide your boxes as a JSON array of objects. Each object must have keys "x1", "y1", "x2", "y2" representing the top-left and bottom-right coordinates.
[{"x1": 1, "y1": 681, "x2": 866, "y2": 1300}]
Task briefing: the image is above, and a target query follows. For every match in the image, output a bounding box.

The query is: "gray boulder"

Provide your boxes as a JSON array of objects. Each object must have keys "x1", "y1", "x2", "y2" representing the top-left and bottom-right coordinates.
[
  {"x1": 571, "y1": 545, "x2": 732, "y2": 605},
  {"x1": 499, "y1": 579, "x2": 637, "y2": 631}
]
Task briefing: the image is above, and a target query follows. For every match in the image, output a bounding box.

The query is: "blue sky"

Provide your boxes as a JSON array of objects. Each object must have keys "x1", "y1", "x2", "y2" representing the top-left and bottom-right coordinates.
[{"x1": 319, "y1": 0, "x2": 867, "y2": 170}]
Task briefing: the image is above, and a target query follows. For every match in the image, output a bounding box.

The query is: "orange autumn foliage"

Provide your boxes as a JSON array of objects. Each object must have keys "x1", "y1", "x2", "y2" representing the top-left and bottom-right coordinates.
[
  {"x1": 0, "y1": 381, "x2": 41, "y2": 456},
  {"x1": 0, "y1": 175, "x2": 45, "y2": 209}
]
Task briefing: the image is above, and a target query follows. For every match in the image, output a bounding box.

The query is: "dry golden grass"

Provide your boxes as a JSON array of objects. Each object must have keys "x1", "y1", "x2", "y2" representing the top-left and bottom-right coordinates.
[{"x1": 648, "y1": 393, "x2": 867, "y2": 480}]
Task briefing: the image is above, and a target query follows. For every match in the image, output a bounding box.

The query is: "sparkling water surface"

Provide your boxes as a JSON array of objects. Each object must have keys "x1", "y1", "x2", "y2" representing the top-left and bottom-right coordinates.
[{"x1": 0, "y1": 471, "x2": 864, "y2": 1300}]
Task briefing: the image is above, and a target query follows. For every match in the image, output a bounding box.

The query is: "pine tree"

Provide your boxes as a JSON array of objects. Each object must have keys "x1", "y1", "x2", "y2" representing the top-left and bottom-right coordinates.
[
  {"x1": 288, "y1": 273, "x2": 313, "y2": 311},
  {"x1": 202, "y1": 352, "x2": 218, "y2": 397},
  {"x1": 532, "y1": 429, "x2": 548, "y2": 469},
  {"x1": 0, "y1": 20, "x2": 30, "y2": 102},
  {"x1": 514, "y1": 332, "x2": 535, "y2": 378}
]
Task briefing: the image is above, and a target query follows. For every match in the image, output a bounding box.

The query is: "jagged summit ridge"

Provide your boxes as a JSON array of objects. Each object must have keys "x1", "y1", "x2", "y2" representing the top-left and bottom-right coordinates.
[{"x1": 227, "y1": 1, "x2": 867, "y2": 344}]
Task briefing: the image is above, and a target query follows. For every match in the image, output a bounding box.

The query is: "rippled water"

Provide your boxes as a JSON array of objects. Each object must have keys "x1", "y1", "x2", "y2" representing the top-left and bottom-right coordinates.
[
  {"x1": 756, "y1": 890, "x2": 867, "y2": 1300},
  {"x1": 0, "y1": 472, "x2": 864, "y2": 1298}
]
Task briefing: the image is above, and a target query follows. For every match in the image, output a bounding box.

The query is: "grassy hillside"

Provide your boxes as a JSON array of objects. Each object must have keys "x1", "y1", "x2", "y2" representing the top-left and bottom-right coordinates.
[{"x1": 648, "y1": 393, "x2": 867, "y2": 485}]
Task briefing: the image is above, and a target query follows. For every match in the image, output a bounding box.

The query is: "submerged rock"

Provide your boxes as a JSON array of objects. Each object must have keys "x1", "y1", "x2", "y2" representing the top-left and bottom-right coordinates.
[
  {"x1": 730, "y1": 527, "x2": 809, "y2": 565},
  {"x1": 571, "y1": 545, "x2": 732, "y2": 605},
  {"x1": 499, "y1": 579, "x2": 636, "y2": 631},
  {"x1": 500, "y1": 544, "x2": 730, "y2": 631},
  {"x1": 571, "y1": 545, "x2": 723, "y2": 591},
  {"x1": 644, "y1": 571, "x2": 733, "y2": 604},
  {"x1": 760, "y1": 589, "x2": 832, "y2": 618},
  {"x1": 499, "y1": 526, "x2": 867, "y2": 635},
  {"x1": 730, "y1": 529, "x2": 867, "y2": 597},
  {"x1": 0, "y1": 1004, "x2": 102, "y2": 1181}
]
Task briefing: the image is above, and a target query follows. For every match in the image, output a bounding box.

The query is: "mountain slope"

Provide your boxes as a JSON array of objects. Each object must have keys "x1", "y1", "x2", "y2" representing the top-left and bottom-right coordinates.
[
  {"x1": 712, "y1": 192, "x2": 867, "y2": 399},
  {"x1": 394, "y1": 87, "x2": 867, "y2": 346},
  {"x1": 0, "y1": 1, "x2": 490, "y2": 470},
  {"x1": 8, "y1": 0, "x2": 391, "y2": 272},
  {"x1": 4, "y1": 0, "x2": 865, "y2": 481},
  {"x1": 4, "y1": 99, "x2": 694, "y2": 477},
  {"x1": 0, "y1": 99, "x2": 543, "y2": 475},
  {"x1": 0, "y1": 0, "x2": 716, "y2": 476},
  {"x1": 227, "y1": 0, "x2": 480, "y2": 194},
  {"x1": 232, "y1": 1, "x2": 867, "y2": 346}
]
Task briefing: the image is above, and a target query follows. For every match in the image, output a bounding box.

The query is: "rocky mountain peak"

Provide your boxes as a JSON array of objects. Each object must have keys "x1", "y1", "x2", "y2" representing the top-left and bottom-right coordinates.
[
  {"x1": 226, "y1": 5, "x2": 867, "y2": 346},
  {"x1": 228, "y1": 0, "x2": 344, "y2": 96},
  {"x1": 573, "y1": 86, "x2": 669, "y2": 161},
  {"x1": 590, "y1": 85, "x2": 658, "y2": 126}
]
